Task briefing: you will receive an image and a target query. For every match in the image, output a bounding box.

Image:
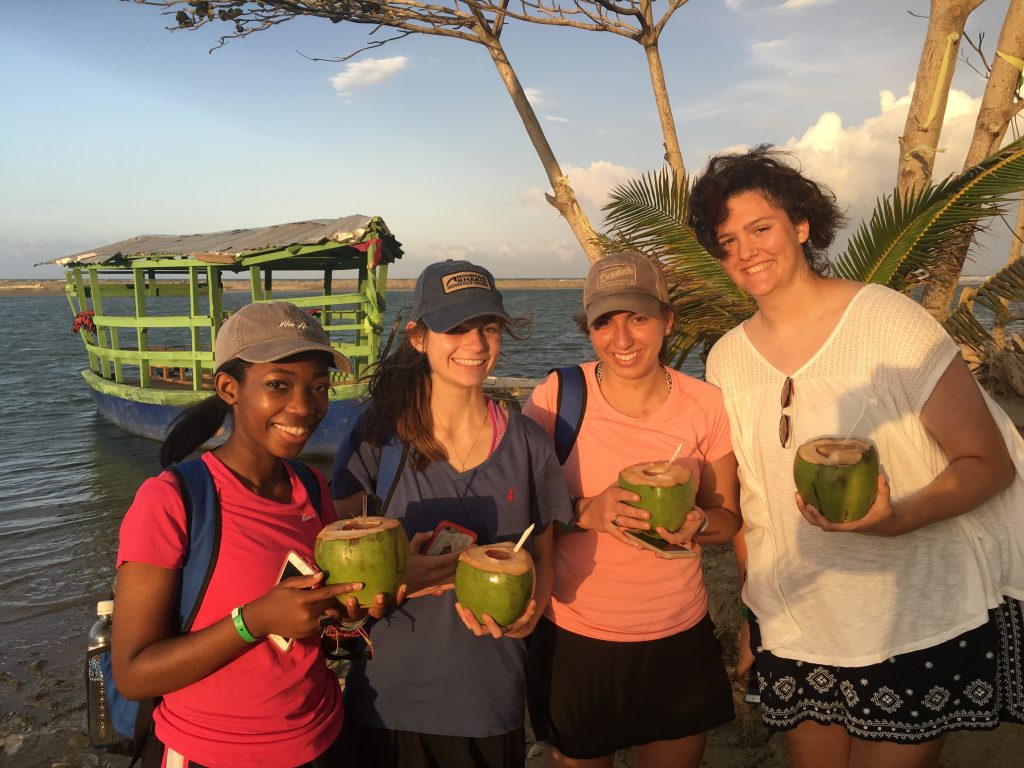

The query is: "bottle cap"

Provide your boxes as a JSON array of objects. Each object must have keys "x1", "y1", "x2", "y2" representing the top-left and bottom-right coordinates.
[{"x1": 97, "y1": 599, "x2": 114, "y2": 616}]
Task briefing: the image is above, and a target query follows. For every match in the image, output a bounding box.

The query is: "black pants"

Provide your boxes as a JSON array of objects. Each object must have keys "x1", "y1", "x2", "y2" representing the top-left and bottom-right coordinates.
[{"x1": 338, "y1": 719, "x2": 526, "y2": 768}]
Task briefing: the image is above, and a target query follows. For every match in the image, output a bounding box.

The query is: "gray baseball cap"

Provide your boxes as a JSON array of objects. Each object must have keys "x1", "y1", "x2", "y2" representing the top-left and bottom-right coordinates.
[
  {"x1": 214, "y1": 301, "x2": 351, "y2": 373},
  {"x1": 411, "y1": 259, "x2": 511, "y2": 332},
  {"x1": 583, "y1": 252, "x2": 670, "y2": 327}
]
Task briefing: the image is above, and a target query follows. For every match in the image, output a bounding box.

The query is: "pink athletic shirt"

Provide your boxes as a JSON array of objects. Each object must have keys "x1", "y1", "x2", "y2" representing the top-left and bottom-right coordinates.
[
  {"x1": 117, "y1": 452, "x2": 342, "y2": 768},
  {"x1": 524, "y1": 363, "x2": 733, "y2": 642}
]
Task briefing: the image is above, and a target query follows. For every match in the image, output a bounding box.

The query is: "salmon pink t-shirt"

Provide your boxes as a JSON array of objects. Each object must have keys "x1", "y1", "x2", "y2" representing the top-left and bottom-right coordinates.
[
  {"x1": 117, "y1": 452, "x2": 341, "y2": 768},
  {"x1": 523, "y1": 363, "x2": 732, "y2": 642}
]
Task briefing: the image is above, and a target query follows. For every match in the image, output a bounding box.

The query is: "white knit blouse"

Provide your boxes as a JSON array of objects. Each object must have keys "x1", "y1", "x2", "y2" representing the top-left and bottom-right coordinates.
[{"x1": 706, "y1": 284, "x2": 1024, "y2": 666}]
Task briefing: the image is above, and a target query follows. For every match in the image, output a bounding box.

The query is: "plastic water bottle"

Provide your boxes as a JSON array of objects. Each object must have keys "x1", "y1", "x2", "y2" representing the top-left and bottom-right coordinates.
[
  {"x1": 86, "y1": 600, "x2": 116, "y2": 745},
  {"x1": 88, "y1": 600, "x2": 114, "y2": 651}
]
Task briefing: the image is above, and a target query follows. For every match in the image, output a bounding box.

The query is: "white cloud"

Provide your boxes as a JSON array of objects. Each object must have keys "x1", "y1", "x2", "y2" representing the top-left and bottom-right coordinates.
[
  {"x1": 778, "y1": 0, "x2": 834, "y2": 9},
  {"x1": 524, "y1": 88, "x2": 547, "y2": 107},
  {"x1": 543, "y1": 114, "x2": 570, "y2": 124},
  {"x1": 776, "y1": 83, "x2": 982, "y2": 237},
  {"x1": 329, "y1": 56, "x2": 408, "y2": 95},
  {"x1": 752, "y1": 38, "x2": 788, "y2": 54},
  {"x1": 525, "y1": 160, "x2": 641, "y2": 216},
  {"x1": 725, "y1": 0, "x2": 743, "y2": 9}
]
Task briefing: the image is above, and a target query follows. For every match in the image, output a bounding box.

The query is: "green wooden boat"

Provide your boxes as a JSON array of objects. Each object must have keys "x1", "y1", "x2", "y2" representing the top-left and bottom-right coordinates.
[{"x1": 47, "y1": 215, "x2": 402, "y2": 456}]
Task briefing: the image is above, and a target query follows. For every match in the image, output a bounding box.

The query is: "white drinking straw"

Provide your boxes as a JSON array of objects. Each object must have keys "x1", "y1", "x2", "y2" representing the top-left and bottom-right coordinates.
[
  {"x1": 513, "y1": 523, "x2": 536, "y2": 553},
  {"x1": 840, "y1": 397, "x2": 878, "y2": 444},
  {"x1": 668, "y1": 439, "x2": 685, "y2": 465}
]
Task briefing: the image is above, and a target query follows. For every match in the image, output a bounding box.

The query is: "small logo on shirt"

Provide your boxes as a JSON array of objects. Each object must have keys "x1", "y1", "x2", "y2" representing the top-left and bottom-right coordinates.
[
  {"x1": 507, "y1": 487, "x2": 515, "y2": 503},
  {"x1": 301, "y1": 510, "x2": 318, "y2": 522}
]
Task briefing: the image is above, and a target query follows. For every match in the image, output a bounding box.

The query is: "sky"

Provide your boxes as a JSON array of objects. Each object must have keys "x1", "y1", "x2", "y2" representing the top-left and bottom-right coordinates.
[{"x1": 1, "y1": 0, "x2": 1019, "y2": 280}]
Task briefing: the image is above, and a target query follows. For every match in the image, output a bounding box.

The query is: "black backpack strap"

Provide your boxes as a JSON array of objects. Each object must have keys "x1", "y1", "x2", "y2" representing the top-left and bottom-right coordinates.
[
  {"x1": 169, "y1": 458, "x2": 221, "y2": 633},
  {"x1": 285, "y1": 459, "x2": 324, "y2": 519},
  {"x1": 375, "y1": 436, "x2": 410, "y2": 517},
  {"x1": 552, "y1": 366, "x2": 587, "y2": 465}
]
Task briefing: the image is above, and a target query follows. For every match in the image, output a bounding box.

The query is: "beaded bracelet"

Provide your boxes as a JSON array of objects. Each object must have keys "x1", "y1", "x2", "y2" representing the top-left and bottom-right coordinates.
[{"x1": 231, "y1": 605, "x2": 259, "y2": 643}]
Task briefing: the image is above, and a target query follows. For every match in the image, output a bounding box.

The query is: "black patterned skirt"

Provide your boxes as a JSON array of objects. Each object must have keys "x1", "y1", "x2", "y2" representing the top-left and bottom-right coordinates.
[{"x1": 746, "y1": 598, "x2": 1024, "y2": 743}]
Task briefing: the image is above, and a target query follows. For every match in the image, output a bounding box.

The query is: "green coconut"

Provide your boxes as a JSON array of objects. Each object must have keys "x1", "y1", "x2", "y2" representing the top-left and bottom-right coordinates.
[
  {"x1": 793, "y1": 437, "x2": 879, "y2": 523},
  {"x1": 454, "y1": 542, "x2": 535, "y2": 627},
  {"x1": 314, "y1": 516, "x2": 409, "y2": 608},
  {"x1": 618, "y1": 461, "x2": 696, "y2": 541}
]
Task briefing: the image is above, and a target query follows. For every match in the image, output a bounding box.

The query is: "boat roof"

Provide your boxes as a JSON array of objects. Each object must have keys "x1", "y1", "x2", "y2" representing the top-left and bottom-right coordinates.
[{"x1": 40, "y1": 215, "x2": 398, "y2": 267}]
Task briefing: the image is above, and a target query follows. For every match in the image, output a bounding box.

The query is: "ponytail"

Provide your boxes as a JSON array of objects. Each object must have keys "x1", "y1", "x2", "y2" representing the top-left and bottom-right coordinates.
[{"x1": 159, "y1": 359, "x2": 251, "y2": 468}]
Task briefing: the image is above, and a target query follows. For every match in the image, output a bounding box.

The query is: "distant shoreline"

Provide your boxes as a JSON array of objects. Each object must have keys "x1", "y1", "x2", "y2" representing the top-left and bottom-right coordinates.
[{"x1": 0, "y1": 277, "x2": 585, "y2": 297}]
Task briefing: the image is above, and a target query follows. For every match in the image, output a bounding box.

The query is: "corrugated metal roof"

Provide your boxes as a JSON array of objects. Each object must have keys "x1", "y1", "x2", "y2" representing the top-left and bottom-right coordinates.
[{"x1": 40, "y1": 215, "x2": 388, "y2": 266}]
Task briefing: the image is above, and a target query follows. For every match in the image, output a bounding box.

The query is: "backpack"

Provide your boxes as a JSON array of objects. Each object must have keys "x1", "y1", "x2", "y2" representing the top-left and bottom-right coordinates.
[
  {"x1": 86, "y1": 457, "x2": 323, "y2": 764},
  {"x1": 551, "y1": 365, "x2": 587, "y2": 466}
]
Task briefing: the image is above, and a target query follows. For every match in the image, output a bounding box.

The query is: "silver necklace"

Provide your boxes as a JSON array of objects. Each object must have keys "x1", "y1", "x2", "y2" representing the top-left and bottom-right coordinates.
[
  {"x1": 595, "y1": 362, "x2": 673, "y2": 393},
  {"x1": 440, "y1": 412, "x2": 490, "y2": 472}
]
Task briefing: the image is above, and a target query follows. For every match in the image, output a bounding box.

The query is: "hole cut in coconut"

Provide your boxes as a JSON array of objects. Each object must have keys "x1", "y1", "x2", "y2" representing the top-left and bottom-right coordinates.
[
  {"x1": 341, "y1": 518, "x2": 384, "y2": 532},
  {"x1": 642, "y1": 464, "x2": 671, "y2": 477},
  {"x1": 485, "y1": 548, "x2": 514, "y2": 561},
  {"x1": 814, "y1": 441, "x2": 864, "y2": 465}
]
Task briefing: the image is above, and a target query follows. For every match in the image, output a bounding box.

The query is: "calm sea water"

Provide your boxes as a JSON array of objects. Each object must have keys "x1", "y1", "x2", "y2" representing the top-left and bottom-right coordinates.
[{"x1": 0, "y1": 289, "x2": 708, "y2": 727}]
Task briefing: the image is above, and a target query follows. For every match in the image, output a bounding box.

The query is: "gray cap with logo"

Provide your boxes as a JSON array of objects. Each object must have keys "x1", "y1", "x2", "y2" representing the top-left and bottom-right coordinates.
[
  {"x1": 583, "y1": 251, "x2": 670, "y2": 327},
  {"x1": 411, "y1": 259, "x2": 511, "y2": 332},
  {"x1": 214, "y1": 301, "x2": 351, "y2": 373}
]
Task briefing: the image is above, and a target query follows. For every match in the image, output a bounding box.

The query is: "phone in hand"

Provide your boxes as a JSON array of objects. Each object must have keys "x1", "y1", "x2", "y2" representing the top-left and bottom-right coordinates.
[
  {"x1": 424, "y1": 521, "x2": 477, "y2": 556},
  {"x1": 269, "y1": 551, "x2": 317, "y2": 652}
]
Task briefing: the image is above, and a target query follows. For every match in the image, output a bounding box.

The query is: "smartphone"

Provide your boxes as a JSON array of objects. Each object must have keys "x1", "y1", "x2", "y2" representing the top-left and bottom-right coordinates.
[
  {"x1": 269, "y1": 551, "x2": 317, "y2": 652},
  {"x1": 424, "y1": 521, "x2": 477, "y2": 556},
  {"x1": 744, "y1": 667, "x2": 761, "y2": 704},
  {"x1": 623, "y1": 530, "x2": 697, "y2": 559}
]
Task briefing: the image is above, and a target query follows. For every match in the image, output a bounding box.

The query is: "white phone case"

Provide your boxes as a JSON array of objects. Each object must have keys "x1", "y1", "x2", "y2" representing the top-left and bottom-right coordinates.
[{"x1": 269, "y1": 552, "x2": 317, "y2": 652}]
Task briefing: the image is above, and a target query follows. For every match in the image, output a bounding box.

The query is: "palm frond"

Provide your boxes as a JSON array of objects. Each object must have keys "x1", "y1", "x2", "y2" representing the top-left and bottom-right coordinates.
[
  {"x1": 834, "y1": 136, "x2": 1024, "y2": 288},
  {"x1": 945, "y1": 258, "x2": 1024, "y2": 350},
  {"x1": 599, "y1": 168, "x2": 755, "y2": 364}
]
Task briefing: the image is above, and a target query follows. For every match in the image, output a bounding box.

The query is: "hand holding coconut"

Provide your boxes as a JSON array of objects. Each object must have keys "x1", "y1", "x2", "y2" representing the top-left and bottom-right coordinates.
[
  {"x1": 796, "y1": 473, "x2": 897, "y2": 536},
  {"x1": 454, "y1": 541, "x2": 537, "y2": 639},
  {"x1": 240, "y1": 571, "x2": 369, "y2": 640},
  {"x1": 574, "y1": 482, "x2": 653, "y2": 547}
]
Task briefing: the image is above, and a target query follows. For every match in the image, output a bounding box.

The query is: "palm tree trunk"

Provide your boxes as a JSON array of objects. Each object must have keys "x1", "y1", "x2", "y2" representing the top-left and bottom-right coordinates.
[
  {"x1": 897, "y1": 0, "x2": 982, "y2": 200},
  {"x1": 989, "y1": 195, "x2": 1024, "y2": 393},
  {"x1": 919, "y1": 0, "x2": 1024, "y2": 317}
]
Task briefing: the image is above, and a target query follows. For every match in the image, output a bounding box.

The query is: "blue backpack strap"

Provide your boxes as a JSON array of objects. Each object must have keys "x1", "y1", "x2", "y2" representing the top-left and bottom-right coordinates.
[
  {"x1": 375, "y1": 436, "x2": 410, "y2": 516},
  {"x1": 285, "y1": 459, "x2": 323, "y2": 519},
  {"x1": 169, "y1": 459, "x2": 221, "y2": 633},
  {"x1": 552, "y1": 366, "x2": 587, "y2": 465}
]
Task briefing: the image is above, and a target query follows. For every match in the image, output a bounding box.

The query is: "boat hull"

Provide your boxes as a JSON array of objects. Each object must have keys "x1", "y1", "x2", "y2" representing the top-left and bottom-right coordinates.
[{"x1": 83, "y1": 369, "x2": 366, "y2": 457}]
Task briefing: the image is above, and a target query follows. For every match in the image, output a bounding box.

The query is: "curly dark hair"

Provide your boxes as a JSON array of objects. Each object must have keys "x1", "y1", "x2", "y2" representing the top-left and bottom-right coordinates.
[{"x1": 688, "y1": 145, "x2": 846, "y2": 275}]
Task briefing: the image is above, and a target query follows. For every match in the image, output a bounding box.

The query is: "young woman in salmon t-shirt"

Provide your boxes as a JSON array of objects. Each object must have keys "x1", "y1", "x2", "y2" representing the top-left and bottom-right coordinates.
[{"x1": 523, "y1": 252, "x2": 741, "y2": 768}]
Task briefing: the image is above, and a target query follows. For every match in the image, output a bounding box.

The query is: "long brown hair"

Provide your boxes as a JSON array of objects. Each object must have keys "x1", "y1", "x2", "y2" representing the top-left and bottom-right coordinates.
[{"x1": 360, "y1": 316, "x2": 531, "y2": 469}]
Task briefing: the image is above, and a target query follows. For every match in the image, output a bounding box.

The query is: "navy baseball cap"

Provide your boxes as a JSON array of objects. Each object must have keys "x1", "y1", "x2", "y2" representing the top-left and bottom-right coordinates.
[{"x1": 411, "y1": 260, "x2": 511, "y2": 332}]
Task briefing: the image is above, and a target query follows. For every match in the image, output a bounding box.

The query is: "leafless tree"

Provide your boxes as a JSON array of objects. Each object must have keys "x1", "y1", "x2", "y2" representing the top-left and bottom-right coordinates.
[
  {"x1": 129, "y1": 0, "x2": 608, "y2": 262},
  {"x1": 470, "y1": 0, "x2": 691, "y2": 180}
]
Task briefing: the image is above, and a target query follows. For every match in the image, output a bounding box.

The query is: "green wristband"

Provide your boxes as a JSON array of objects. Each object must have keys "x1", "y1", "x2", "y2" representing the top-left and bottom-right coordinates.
[{"x1": 231, "y1": 605, "x2": 258, "y2": 643}]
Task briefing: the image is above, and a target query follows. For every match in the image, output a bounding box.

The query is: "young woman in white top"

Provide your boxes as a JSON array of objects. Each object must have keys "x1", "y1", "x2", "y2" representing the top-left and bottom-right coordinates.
[{"x1": 691, "y1": 145, "x2": 1022, "y2": 768}]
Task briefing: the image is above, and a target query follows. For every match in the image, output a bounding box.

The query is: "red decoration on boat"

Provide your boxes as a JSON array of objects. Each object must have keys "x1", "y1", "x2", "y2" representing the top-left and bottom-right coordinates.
[{"x1": 72, "y1": 310, "x2": 95, "y2": 335}]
